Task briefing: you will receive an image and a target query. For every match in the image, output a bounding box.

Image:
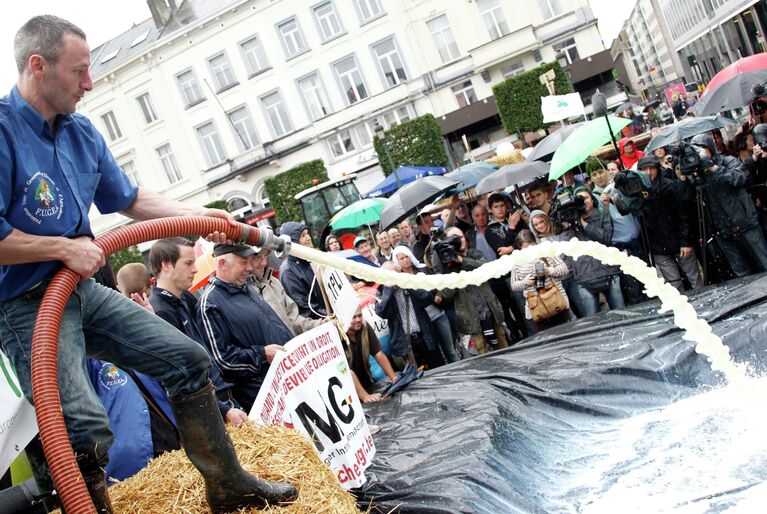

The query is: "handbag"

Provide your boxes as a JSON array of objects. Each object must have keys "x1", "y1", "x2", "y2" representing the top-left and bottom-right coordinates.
[{"x1": 526, "y1": 277, "x2": 567, "y2": 322}]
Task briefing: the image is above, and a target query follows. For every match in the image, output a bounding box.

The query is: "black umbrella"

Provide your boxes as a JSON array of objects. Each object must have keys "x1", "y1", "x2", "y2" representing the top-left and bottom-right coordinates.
[
  {"x1": 644, "y1": 115, "x2": 736, "y2": 152},
  {"x1": 614, "y1": 102, "x2": 635, "y2": 115},
  {"x1": 693, "y1": 70, "x2": 767, "y2": 116},
  {"x1": 525, "y1": 123, "x2": 582, "y2": 162},
  {"x1": 474, "y1": 161, "x2": 550, "y2": 195},
  {"x1": 379, "y1": 175, "x2": 458, "y2": 229},
  {"x1": 644, "y1": 99, "x2": 662, "y2": 110}
]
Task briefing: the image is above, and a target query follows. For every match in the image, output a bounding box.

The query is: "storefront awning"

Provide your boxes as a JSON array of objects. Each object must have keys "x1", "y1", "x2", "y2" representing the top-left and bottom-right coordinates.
[{"x1": 437, "y1": 97, "x2": 499, "y2": 135}]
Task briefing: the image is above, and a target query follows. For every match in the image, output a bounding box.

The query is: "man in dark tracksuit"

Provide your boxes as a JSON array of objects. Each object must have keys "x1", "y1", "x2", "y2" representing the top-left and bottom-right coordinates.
[
  {"x1": 198, "y1": 243, "x2": 295, "y2": 411},
  {"x1": 148, "y1": 237, "x2": 248, "y2": 425}
]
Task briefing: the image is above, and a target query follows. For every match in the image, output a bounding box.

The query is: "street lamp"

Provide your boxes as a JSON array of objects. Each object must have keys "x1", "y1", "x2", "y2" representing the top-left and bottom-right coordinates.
[{"x1": 374, "y1": 121, "x2": 401, "y2": 188}]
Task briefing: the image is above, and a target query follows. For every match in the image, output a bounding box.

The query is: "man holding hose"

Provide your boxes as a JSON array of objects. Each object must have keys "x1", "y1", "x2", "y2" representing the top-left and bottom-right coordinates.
[{"x1": 0, "y1": 15, "x2": 297, "y2": 513}]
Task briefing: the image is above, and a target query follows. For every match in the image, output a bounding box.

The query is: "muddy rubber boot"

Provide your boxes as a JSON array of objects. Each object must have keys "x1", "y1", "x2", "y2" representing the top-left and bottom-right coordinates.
[
  {"x1": 170, "y1": 381, "x2": 298, "y2": 513},
  {"x1": 75, "y1": 454, "x2": 114, "y2": 514}
]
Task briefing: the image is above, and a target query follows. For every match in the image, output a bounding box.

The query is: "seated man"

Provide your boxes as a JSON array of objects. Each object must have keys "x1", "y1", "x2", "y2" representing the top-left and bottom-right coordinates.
[
  {"x1": 115, "y1": 262, "x2": 152, "y2": 302},
  {"x1": 198, "y1": 243, "x2": 293, "y2": 411},
  {"x1": 344, "y1": 307, "x2": 398, "y2": 403}
]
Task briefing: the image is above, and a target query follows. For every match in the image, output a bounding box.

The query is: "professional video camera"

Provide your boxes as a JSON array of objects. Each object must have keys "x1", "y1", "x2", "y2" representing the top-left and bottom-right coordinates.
[
  {"x1": 668, "y1": 141, "x2": 712, "y2": 185},
  {"x1": 429, "y1": 225, "x2": 462, "y2": 269},
  {"x1": 613, "y1": 169, "x2": 652, "y2": 214},
  {"x1": 549, "y1": 191, "x2": 586, "y2": 225}
]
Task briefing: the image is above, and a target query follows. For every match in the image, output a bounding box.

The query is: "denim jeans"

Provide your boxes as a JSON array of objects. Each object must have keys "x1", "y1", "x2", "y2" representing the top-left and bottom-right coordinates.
[
  {"x1": 0, "y1": 279, "x2": 211, "y2": 462},
  {"x1": 572, "y1": 275, "x2": 625, "y2": 317},
  {"x1": 432, "y1": 313, "x2": 460, "y2": 363}
]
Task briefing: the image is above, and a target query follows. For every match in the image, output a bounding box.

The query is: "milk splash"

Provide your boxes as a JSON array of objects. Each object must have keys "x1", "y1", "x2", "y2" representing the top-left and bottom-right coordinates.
[{"x1": 292, "y1": 239, "x2": 755, "y2": 389}]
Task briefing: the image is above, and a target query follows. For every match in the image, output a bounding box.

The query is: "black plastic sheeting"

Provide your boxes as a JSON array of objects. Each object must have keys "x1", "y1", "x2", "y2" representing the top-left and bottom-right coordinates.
[{"x1": 357, "y1": 275, "x2": 767, "y2": 513}]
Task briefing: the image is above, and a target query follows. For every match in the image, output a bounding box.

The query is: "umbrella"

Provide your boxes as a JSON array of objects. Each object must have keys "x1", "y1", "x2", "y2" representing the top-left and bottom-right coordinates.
[
  {"x1": 614, "y1": 102, "x2": 635, "y2": 115},
  {"x1": 693, "y1": 69, "x2": 767, "y2": 116},
  {"x1": 379, "y1": 175, "x2": 458, "y2": 229},
  {"x1": 364, "y1": 166, "x2": 447, "y2": 198},
  {"x1": 699, "y1": 53, "x2": 767, "y2": 102},
  {"x1": 548, "y1": 115, "x2": 632, "y2": 181},
  {"x1": 328, "y1": 198, "x2": 386, "y2": 230},
  {"x1": 474, "y1": 161, "x2": 550, "y2": 195},
  {"x1": 526, "y1": 123, "x2": 582, "y2": 162},
  {"x1": 445, "y1": 162, "x2": 498, "y2": 193},
  {"x1": 644, "y1": 99, "x2": 662, "y2": 110},
  {"x1": 644, "y1": 115, "x2": 736, "y2": 152}
]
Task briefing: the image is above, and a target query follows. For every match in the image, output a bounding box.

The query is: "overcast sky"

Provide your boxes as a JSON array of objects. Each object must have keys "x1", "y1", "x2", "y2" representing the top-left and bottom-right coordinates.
[{"x1": 0, "y1": 0, "x2": 635, "y2": 91}]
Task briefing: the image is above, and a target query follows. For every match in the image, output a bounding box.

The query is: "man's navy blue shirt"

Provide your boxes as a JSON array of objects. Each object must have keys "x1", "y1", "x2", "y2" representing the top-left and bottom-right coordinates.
[{"x1": 0, "y1": 87, "x2": 137, "y2": 301}]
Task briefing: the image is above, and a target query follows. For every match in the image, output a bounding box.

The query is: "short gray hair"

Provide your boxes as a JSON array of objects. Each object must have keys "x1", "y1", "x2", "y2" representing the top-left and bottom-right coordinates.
[{"x1": 14, "y1": 15, "x2": 86, "y2": 74}]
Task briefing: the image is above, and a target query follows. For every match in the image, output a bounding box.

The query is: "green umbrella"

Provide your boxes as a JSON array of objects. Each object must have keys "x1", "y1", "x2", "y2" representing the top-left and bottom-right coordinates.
[
  {"x1": 328, "y1": 198, "x2": 386, "y2": 230},
  {"x1": 548, "y1": 115, "x2": 632, "y2": 181}
]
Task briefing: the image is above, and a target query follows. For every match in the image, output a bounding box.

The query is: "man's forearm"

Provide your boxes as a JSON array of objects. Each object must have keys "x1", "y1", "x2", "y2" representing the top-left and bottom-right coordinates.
[
  {"x1": 0, "y1": 228, "x2": 70, "y2": 265},
  {"x1": 120, "y1": 187, "x2": 204, "y2": 221}
]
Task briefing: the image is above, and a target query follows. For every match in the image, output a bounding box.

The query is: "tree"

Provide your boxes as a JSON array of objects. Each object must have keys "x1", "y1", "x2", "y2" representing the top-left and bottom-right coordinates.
[
  {"x1": 264, "y1": 159, "x2": 329, "y2": 224},
  {"x1": 109, "y1": 246, "x2": 144, "y2": 275},
  {"x1": 493, "y1": 61, "x2": 573, "y2": 135},
  {"x1": 203, "y1": 199, "x2": 229, "y2": 211},
  {"x1": 372, "y1": 114, "x2": 449, "y2": 176}
]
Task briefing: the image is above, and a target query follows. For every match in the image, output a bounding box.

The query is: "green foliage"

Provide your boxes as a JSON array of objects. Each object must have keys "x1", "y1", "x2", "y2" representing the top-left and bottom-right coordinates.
[
  {"x1": 493, "y1": 61, "x2": 573, "y2": 134},
  {"x1": 109, "y1": 246, "x2": 144, "y2": 275},
  {"x1": 584, "y1": 156, "x2": 606, "y2": 175},
  {"x1": 264, "y1": 159, "x2": 329, "y2": 223},
  {"x1": 203, "y1": 200, "x2": 229, "y2": 211},
  {"x1": 372, "y1": 114, "x2": 449, "y2": 176}
]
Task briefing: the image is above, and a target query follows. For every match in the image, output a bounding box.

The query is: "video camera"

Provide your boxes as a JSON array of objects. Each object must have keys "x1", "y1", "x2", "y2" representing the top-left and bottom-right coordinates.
[
  {"x1": 613, "y1": 169, "x2": 652, "y2": 214},
  {"x1": 668, "y1": 141, "x2": 712, "y2": 185},
  {"x1": 549, "y1": 191, "x2": 586, "y2": 225},
  {"x1": 534, "y1": 261, "x2": 546, "y2": 290},
  {"x1": 430, "y1": 226, "x2": 462, "y2": 270}
]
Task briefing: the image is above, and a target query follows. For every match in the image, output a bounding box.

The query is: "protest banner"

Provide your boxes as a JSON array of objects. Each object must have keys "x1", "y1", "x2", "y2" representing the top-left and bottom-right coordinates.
[
  {"x1": 0, "y1": 351, "x2": 38, "y2": 476},
  {"x1": 320, "y1": 266, "x2": 360, "y2": 331},
  {"x1": 250, "y1": 324, "x2": 375, "y2": 489},
  {"x1": 541, "y1": 93, "x2": 585, "y2": 123}
]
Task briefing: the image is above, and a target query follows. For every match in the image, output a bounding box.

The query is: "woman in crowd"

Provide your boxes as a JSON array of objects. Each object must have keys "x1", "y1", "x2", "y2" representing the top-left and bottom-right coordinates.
[
  {"x1": 510, "y1": 230, "x2": 572, "y2": 333},
  {"x1": 325, "y1": 234, "x2": 342, "y2": 252},
  {"x1": 392, "y1": 246, "x2": 460, "y2": 363},
  {"x1": 529, "y1": 210, "x2": 556, "y2": 243}
]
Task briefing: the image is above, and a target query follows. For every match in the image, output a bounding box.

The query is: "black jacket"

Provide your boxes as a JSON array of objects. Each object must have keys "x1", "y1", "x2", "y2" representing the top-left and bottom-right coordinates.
[
  {"x1": 375, "y1": 286, "x2": 438, "y2": 357},
  {"x1": 280, "y1": 256, "x2": 327, "y2": 319},
  {"x1": 641, "y1": 174, "x2": 692, "y2": 255},
  {"x1": 704, "y1": 154, "x2": 760, "y2": 237},
  {"x1": 556, "y1": 207, "x2": 621, "y2": 287}
]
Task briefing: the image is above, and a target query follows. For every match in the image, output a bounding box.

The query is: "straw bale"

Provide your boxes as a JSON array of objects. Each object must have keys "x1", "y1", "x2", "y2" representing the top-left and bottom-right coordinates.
[
  {"x1": 54, "y1": 424, "x2": 363, "y2": 513},
  {"x1": 486, "y1": 149, "x2": 525, "y2": 166}
]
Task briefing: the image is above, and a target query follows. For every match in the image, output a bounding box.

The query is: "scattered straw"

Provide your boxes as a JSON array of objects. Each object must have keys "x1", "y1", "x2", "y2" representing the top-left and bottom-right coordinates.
[
  {"x1": 56, "y1": 424, "x2": 363, "y2": 513},
  {"x1": 486, "y1": 149, "x2": 525, "y2": 166}
]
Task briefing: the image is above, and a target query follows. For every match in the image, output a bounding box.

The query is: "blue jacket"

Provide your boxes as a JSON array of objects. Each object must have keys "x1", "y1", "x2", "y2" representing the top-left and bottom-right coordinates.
[
  {"x1": 197, "y1": 276, "x2": 294, "y2": 410},
  {"x1": 280, "y1": 256, "x2": 327, "y2": 319},
  {"x1": 375, "y1": 286, "x2": 438, "y2": 357},
  {"x1": 149, "y1": 286, "x2": 237, "y2": 416},
  {"x1": 86, "y1": 359, "x2": 176, "y2": 482}
]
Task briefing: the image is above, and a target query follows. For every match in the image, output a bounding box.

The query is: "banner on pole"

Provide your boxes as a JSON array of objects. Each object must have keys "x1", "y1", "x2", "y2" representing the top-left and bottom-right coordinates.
[
  {"x1": 542, "y1": 93, "x2": 585, "y2": 123},
  {"x1": 0, "y1": 351, "x2": 38, "y2": 476},
  {"x1": 320, "y1": 266, "x2": 360, "y2": 332},
  {"x1": 249, "y1": 324, "x2": 375, "y2": 489}
]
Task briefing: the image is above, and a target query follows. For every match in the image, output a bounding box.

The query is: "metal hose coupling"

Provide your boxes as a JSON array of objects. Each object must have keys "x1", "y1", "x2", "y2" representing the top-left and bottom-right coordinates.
[{"x1": 248, "y1": 224, "x2": 291, "y2": 258}]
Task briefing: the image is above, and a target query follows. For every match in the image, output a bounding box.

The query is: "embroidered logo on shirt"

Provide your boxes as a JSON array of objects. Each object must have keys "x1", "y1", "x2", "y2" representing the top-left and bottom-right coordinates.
[
  {"x1": 22, "y1": 172, "x2": 64, "y2": 224},
  {"x1": 99, "y1": 364, "x2": 127, "y2": 390}
]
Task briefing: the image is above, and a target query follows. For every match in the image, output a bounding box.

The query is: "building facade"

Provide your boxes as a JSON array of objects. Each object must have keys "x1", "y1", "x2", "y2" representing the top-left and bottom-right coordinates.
[{"x1": 81, "y1": 0, "x2": 606, "y2": 236}]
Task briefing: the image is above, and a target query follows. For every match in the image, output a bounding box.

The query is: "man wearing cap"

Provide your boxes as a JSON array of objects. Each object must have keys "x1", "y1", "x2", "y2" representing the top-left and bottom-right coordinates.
[
  {"x1": 197, "y1": 243, "x2": 294, "y2": 411},
  {"x1": 279, "y1": 221, "x2": 327, "y2": 319},
  {"x1": 249, "y1": 245, "x2": 323, "y2": 336},
  {"x1": 355, "y1": 235, "x2": 380, "y2": 266}
]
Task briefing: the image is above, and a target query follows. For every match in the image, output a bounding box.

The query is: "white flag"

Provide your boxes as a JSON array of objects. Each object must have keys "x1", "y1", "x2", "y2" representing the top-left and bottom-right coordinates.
[{"x1": 541, "y1": 93, "x2": 585, "y2": 123}]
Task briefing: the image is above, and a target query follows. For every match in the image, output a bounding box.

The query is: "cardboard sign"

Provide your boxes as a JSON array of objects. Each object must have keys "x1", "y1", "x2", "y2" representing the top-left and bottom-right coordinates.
[
  {"x1": 0, "y1": 351, "x2": 38, "y2": 476},
  {"x1": 320, "y1": 267, "x2": 361, "y2": 332},
  {"x1": 249, "y1": 324, "x2": 375, "y2": 489}
]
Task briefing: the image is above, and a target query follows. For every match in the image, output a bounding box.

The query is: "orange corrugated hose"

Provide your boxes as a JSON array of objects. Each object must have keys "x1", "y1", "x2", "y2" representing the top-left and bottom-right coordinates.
[{"x1": 31, "y1": 217, "x2": 277, "y2": 514}]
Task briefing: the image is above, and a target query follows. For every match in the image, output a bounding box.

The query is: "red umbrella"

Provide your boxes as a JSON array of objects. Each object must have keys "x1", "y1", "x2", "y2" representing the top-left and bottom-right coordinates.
[
  {"x1": 694, "y1": 53, "x2": 767, "y2": 116},
  {"x1": 701, "y1": 53, "x2": 767, "y2": 98}
]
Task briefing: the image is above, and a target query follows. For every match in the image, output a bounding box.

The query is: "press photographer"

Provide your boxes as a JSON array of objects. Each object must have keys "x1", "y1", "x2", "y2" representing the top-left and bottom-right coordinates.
[
  {"x1": 688, "y1": 133, "x2": 767, "y2": 276},
  {"x1": 429, "y1": 225, "x2": 463, "y2": 272}
]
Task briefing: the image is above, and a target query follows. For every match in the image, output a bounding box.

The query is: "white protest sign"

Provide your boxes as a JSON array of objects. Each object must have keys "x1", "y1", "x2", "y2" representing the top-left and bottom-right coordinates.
[
  {"x1": 320, "y1": 267, "x2": 360, "y2": 332},
  {"x1": 250, "y1": 323, "x2": 375, "y2": 489},
  {"x1": 541, "y1": 93, "x2": 585, "y2": 123},
  {"x1": 0, "y1": 351, "x2": 38, "y2": 476}
]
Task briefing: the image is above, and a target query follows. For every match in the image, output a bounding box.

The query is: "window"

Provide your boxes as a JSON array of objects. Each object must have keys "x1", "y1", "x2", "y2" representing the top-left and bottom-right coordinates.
[
  {"x1": 372, "y1": 38, "x2": 407, "y2": 88},
  {"x1": 208, "y1": 52, "x2": 237, "y2": 91},
  {"x1": 240, "y1": 35, "x2": 269, "y2": 75},
  {"x1": 156, "y1": 144, "x2": 182, "y2": 184},
  {"x1": 101, "y1": 111, "x2": 122, "y2": 141},
  {"x1": 277, "y1": 18, "x2": 307, "y2": 59},
  {"x1": 136, "y1": 93, "x2": 157, "y2": 124},
  {"x1": 298, "y1": 73, "x2": 332, "y2": 121},
  {"x1": 354, "y1": 123, "x2": 373, "y2": 147},
  {"x1": 538, "y1": 0, "x2": 563, "y2": 19},
  {"x1": 334, "y1": 55, "x2": 368, "y2": 105},
  {"x1": 228, "y1": 106, "x2": 259, "y2": 151},
  {"x1": 121, "y1": 160, "x2": 141, "y2": 187},
  {"x1": 501, "y1": 61, "x2": 525, "y2": 77},
  {"x1": 452, "y1": 81, "x2": 477, "y2": 108},
  {"x1": 261, "y1": 91, "x2": 293, "y2": 137},
  {"x1": 327, "y1": 130, "x2": 357, "y2": 158},
  {"x1": 313, "y1": 2, "x2": 344, "y2": 41},
  {"x1": 427, "y1": 15, "x2": 460, "y2": 63},
  {"x1": 554, "y1": 37, "x2": 579, "y2": 65},
  {"x1": 196, "y1": 122, "x2": 227, "y2": 167},
  {"x1": 176, "y1": 69, "x2": 204, "y2": 107},
  {"x1": 353, "y1": 0, "x2": 383, "y2": 24},
  {"x1": 477, "y1": 0, "x2": 510, "y2": 40}
]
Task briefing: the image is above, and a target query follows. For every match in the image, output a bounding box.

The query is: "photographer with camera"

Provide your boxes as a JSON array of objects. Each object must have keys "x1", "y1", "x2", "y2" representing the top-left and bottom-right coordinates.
[
  {"x1": 623, "y1": 156, "x2": 703, "y2": 292},
  {"x1": 552, "y1": 188, "x2": 625, "y2": 317},
  {"x1": 688, "y1": 133, "x2": 767, "y2": 276},
  {"x1": 745, "y1": 124, "x2": 767, "y2": 235},
  {"x1": 429, "y1": 227, "x2": 509, "y2": 355}
]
